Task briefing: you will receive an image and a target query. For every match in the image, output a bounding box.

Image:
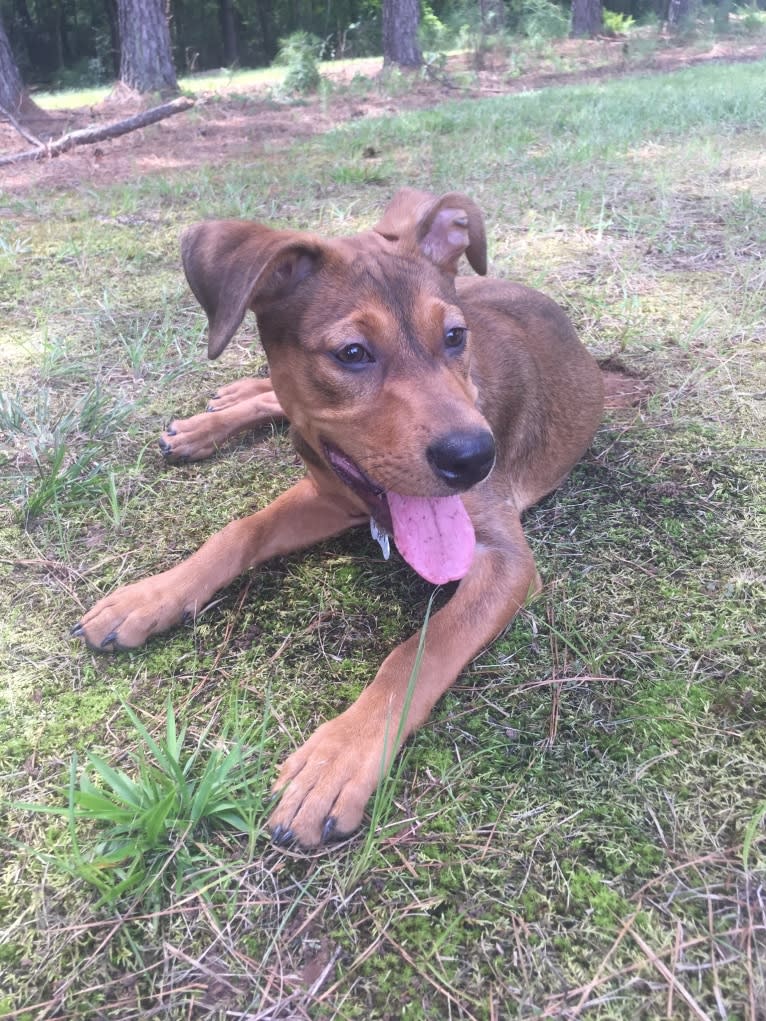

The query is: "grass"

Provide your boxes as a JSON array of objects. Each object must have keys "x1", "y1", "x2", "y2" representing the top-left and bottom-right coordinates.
[
  {"x1": 16, "y1": 698, "x2": 274, "y2": 909},
  {"x1": 1, "y1": 55, "x2": 765, "y2": 1019},
  {"x1": 31, "y1": 57, "x2": 386, "y2": 110}
]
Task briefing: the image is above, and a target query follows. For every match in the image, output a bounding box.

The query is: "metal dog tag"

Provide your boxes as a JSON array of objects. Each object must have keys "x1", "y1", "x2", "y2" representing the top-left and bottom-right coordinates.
[{"x1": 370, "y1": 518, "x2": 391, "y2": 560}]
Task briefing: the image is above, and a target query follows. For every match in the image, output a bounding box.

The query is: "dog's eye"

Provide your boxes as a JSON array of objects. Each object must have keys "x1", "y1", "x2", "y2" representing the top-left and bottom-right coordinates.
[
  {"x1": 444, "y1": 327, "x2": 467, "y2": 351},
  {"x1": 335, "y1": 343, "x2": 373, "y2": 366}
]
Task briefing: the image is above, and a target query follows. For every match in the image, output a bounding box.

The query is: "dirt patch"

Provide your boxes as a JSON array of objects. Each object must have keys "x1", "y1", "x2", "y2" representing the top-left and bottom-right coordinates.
[
  {"x1": 598, "y1": 356, "x2": 654, "y2": 409},
  {"x1": 1, "y1": 37, "x2": 764, "y2": 195},
  {"x1": 599, "y1": 363, "x2": 653, "y2": 409}
]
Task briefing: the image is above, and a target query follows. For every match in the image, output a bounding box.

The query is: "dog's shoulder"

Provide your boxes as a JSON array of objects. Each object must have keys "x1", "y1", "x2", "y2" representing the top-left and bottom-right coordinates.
[
  {"x1": 456, "y1": 275, "x2": 584, "y2": 359},
  {"x1": 457, "y1": 275, "x2": 570, "y2": 328}
]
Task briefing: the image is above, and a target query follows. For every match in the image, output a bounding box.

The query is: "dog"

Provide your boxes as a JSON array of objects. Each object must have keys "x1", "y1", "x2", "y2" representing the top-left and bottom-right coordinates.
[{"x1": 73, "y1": 188, "x2": 604, "y2": 848}]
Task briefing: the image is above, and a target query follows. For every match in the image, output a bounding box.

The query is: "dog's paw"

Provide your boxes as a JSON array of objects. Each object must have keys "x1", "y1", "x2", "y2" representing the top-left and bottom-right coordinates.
[
  {"x1": 159, "y1": 414, "x2": 221, "y2": 463},
  {"x1": 72, "y1": 577, "x2": 190, "y2": 651},
  {"x1": 206, "y1": 376, "x2": 275, "y2": 412},
  {"x1": 159, "y1": 380, "x2": 285, "y2": 463},
  {"x1": 269, "y1": 708, "x2": 392, "y2": 849}
]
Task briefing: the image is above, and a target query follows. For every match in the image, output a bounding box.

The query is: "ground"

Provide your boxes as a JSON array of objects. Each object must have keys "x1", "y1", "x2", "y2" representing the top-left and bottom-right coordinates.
[{"x1": 2, "y1": 37, "x2": 765, "y2": 194}]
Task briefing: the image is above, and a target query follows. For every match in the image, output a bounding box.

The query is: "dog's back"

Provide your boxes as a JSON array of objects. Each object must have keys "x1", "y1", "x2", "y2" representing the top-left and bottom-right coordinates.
[{"x1": 457, "y1": 275, "x2": 604, "y2": 512}]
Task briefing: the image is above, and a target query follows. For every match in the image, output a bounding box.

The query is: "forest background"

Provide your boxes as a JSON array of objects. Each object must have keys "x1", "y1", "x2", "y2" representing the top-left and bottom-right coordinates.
[{"x1": 1, "y1": 0, "x2": 751, "y2": 95}]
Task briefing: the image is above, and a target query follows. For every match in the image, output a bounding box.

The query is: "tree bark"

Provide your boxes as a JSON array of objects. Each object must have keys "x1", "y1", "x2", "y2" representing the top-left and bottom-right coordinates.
[
  {"x1": 254, "y1": 0, "x2": 277, "y2": 63},
  {"x1": 117, "y1": 0, "x2": 178, "y2": 94},
  {"x1": 0, "y1": 14, "x2": 24, "y2": 113},
  {"x1": 479, "y1": 0, "x2": 506, "y2": 31},
  {"x1": 713, "y1": 0, "x2": 730, "y2": 31},
  {"x1": 0, "y1": 12, "x2": 53, "y2": 135},
  {"x1": 219, "y1": 0, "x2": 239, "y2": 66},
  {"x1": 382, "y1": 0, "x2": 422, "y2": 68},
  {"x1": 571, "y1": 0, "x2": 603, "y2": 37},
  {"x1": 667, "y1": 0, "x2": 692, "y2": 28},
  {"x1": 105, "y1": 0, "x2": 121, "y2": 78}
]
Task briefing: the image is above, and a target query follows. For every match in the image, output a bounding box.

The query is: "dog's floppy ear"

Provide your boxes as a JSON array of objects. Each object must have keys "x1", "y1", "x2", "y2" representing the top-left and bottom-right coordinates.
[
  {"x1": 374, "y1": 187, "x2": 487, "y2": 276},
  {"x1": 182, "y1": 221, "x2": 322, "y2": 359}
]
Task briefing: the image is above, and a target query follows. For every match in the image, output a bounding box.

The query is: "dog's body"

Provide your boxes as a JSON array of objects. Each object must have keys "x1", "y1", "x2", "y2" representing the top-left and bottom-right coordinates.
[{"x1": 74, "y1": 189, "x2": 604, "y2": 847}]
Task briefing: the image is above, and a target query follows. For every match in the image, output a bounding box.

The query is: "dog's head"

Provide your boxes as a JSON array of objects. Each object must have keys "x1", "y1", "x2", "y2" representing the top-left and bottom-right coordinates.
[{"x1": 182, "y1": 189, "x2": 496, "y2": 582}]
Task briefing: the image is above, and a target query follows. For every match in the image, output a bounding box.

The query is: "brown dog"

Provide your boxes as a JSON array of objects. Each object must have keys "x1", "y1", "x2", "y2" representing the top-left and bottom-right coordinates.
[{"x1": 73, "y1": 188, "x2": 604, "y2": 848}]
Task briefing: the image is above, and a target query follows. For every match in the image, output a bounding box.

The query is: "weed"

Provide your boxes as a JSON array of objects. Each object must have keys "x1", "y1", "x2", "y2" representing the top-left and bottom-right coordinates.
[
  {"x1": 743, "y1": 800, "x2": 766, "y2": 869},
  {"x1": 0, "y1": 233, "x2": 31, "y2": 265},
  {"x1": 603, "y1": 8, "x2": 637, "y2": 34},
  {"x1": 275, "y1": 31, "x2": 322, "y2": 95},
  {"x1": 18, "y1": 699, "x2": 273, "y2": 908},
  {"x1": 22, "y1": 438, "x2": 106, "y2": 524},
  {"x1": 520, "y1": 0, "x2": 571, "y2": 41}
]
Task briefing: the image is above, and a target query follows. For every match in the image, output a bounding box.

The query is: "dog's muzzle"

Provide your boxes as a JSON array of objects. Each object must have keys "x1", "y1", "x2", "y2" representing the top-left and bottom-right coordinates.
[{"x1": 426, "y1": 429, "x2": 496, "y2": 490}]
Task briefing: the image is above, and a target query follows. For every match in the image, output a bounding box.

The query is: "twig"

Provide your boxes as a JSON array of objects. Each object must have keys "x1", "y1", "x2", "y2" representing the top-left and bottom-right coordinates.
[
  {"x1": 630, "y1": 928, "x2": 714, "y2": 1021},
  {"x1": 571, "y1": 912, "x2": 639, "y2": 1016},
  {"x1": 667, "y1": 919, "x2": 683, "y2": 1018},
  {"x1": 542, "y1": 924, "x2": 766, "y2": 1017},
  {"x1": 0, "y1": 96, "x2": 194, "y2": 167},
  {"x1": 0, "y1": 101, "x2": 44, "y2": 147}
]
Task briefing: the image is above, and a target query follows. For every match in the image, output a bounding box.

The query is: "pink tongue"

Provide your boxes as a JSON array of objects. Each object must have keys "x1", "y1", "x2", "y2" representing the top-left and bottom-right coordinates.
[{"x1": 387, "y1": 491, "x2": 475, "y2": 584}]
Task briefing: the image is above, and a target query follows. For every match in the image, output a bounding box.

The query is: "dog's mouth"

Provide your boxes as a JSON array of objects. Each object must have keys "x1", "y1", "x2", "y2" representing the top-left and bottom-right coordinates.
[
  {"x1": 324, "y1": 443, "x2": 392, "y2": 532},
  {"x1": 323, "y1": 442, "x2": 475, "y2": 585}
]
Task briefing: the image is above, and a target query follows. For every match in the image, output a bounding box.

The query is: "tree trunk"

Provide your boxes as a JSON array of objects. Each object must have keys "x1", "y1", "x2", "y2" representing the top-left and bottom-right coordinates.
[
  {"x1": 117, "y1": 0, "x2": 178, "y2": 94},
  {"x1": 106, "y1": 0, "x2": 121, "y2": 78},
  {"x1": 0, "y1": 11, "x2": 53, "y2": 136},
  {"x1": 382, "y1": 0, "x2": 422, "y2": 68},
  {"x1": 571, "y1": 0, "x2": 603, "y2": 37},
  {"x1": 479, "y1": 0, "x2": 506, "y2": 31},
  {"x1": 667, "y1": 0, "x2": 692, "y2": 28},
  {"x1": 713, "y1": 0, "x2": 730, "y2": 31},
  {"x1": 0, "y1": 14, "x2": 24, "y2": 113},
  {"x1": 254, "y1": 0, "x2": 277, "y2": 63},
  {"x1": 219, "y1": 0, "x2": 239, "y2": 65}
]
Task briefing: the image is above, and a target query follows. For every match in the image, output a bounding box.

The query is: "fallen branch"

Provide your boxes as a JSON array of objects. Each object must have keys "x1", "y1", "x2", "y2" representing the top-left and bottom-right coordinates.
[
  {"x1": 0, "y1": 101, "x2": 45, "y2": 148},
  {"x1": 0, "y1": 95, "x2": 195, "y2": 167}
]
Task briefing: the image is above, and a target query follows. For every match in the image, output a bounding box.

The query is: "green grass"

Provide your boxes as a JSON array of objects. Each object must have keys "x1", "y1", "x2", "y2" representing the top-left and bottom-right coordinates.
[
  {"x1": 32, "y1": 56, "x2": 385, "y2": 110},
  {"x1": 16, "y1": 698, "x2": 274, "y2": 909},
  {"x1": 1, "y1": 57, "x2": 765, "y2": 1019}
]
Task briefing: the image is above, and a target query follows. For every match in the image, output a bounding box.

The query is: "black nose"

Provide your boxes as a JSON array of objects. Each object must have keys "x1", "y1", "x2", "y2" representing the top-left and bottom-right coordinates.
[{"x1": 427, "y1": 429, "x2": 496, "y2": 489}]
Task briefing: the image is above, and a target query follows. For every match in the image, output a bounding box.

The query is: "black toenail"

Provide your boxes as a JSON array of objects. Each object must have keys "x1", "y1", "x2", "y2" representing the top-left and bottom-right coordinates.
[
  {"x1": 272, "y1": 825, "x2": 294, "y2": 847},
  {"x1": 322, "y1": 817, "x2": 337, "y2": 843},
  {"x1": 70, "y1": 622, "x2": 84, "y2": 637}
]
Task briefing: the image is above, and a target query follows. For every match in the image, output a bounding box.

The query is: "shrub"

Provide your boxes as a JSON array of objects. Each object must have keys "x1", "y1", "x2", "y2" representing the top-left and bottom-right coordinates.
[
  {"x1": 603, "y1": 8, "x2": 637, "y2": 34},
  {"x1": 53, "y1": 55, "x2": 110, "y2": 91},
  {"x1": 449, "y1": 0, "x2": 513, "y2": 69},
  {"x1": 519, "y1": 0, "x2": 571, "y2": 40},
  {"x1": 420, "y1": 3, "x2": 452, "y2": 51},
  {"x1": 739, "y1": 4, "x2": 766, "y2": 32},
  {"x1": 275, "y1": 31, "x2": 322, "y2": 94}
]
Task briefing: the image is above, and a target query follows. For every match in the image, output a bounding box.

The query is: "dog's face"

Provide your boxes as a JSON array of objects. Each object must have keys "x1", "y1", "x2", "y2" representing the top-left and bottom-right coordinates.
[
  {"x1": 182, "y1": 190, "x2": 496, "y2": 582},
  {"x1": 260, "y1": 238, "x2": 494, "y2": 501}
]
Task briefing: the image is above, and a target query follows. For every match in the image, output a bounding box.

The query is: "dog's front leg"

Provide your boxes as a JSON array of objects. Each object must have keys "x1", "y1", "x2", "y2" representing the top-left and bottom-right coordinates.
[
  {"x1": 159, "y1": 378, "x2": 286, "y2": 463},
  {"x1": 74, "y1": 477, "x2": 361, "y2": 651},
  {"x1": 271, "y1": 514, "x2": 540, "y2": 848}
]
